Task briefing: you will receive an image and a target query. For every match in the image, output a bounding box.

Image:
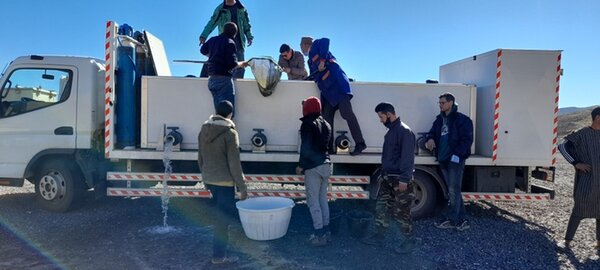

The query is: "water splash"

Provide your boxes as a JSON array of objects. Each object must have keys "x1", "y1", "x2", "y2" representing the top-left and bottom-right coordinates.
[
  {"x1": 161, "y1": 139, "x2": 174, "y2": 228},
  {"x1": 145, "y1": 225, "x2": 181, "y2": 235}
]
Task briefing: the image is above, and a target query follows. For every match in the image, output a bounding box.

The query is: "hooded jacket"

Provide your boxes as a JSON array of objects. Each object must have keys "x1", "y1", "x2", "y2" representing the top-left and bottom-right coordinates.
[
  {"x1": 299, "y1": 113, "x2": 331, "y2": 171},
  {"x1": 200, "y1": 1, "x2": 253, "y2": 50},
  {"x1": 307, "y1": 38, "x2": 353, "y2": 106},
  {"x1": 426, "y1": 104, "x2": 474, "y2": 162},
  {"x1": 197, "y1": 115, "x2": 247, "y2": 192}
]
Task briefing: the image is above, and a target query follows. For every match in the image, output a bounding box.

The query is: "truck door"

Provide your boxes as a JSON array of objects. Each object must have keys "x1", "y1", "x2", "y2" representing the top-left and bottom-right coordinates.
[{"x1": 0, "y1": 66, "x2": 77, "y2": 179}]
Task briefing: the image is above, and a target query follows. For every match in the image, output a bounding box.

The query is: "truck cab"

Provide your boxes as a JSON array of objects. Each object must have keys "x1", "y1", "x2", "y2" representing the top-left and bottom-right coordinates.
[{"x1": 0, "y1": 55, "x2": 105, "y2": 211}]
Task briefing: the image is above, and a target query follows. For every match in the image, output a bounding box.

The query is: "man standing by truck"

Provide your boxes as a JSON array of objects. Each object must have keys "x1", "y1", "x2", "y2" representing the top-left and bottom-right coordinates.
[
  {"x1": 303, "y1": 37, "x2": 366, "y2": 155},
  {"x1": 199, "y1": 0, "x2": 253, "y2": 79},
  {"x1": 198, "y1": 100, "x2": 248, "y2": 265},
  {"x1": 558, "y1": 106, "x2": 600, "y2": 251},
  {"x1": 363, "y1": 102, "x2": 416, "y2": 254},
  {"x1": 200, "y1": 22, "x2": 247, "y2": 115},
  {"x1": 425, "y1": 92, "x2": 473, "y2": 231}
]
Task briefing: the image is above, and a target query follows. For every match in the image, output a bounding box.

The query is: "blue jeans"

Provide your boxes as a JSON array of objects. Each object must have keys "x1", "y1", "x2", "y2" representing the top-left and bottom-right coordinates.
[
  {"x1": 440, "y1": 160, "x2": 467, "y2": 224},
  {"x1": 206, "y1": 184, "x2": 237, "y2": 259},
  {"x1": 208, "y1": 75, "x2": 235, "y2": 116}
]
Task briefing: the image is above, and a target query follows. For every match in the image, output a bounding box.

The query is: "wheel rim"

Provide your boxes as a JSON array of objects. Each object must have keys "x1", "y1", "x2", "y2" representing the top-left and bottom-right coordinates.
[
  {"x1": 412, "y1": 182, "x2": 425, "y2": 210},
  {"x1": 39, "y1": 171, "x2": 66, "y2": 201}
]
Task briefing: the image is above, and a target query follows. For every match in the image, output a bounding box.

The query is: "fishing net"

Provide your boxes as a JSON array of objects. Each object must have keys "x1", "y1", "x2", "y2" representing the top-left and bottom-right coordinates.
[{"x1": 247, "y1": 57, "x2": 283, "y2": 97}]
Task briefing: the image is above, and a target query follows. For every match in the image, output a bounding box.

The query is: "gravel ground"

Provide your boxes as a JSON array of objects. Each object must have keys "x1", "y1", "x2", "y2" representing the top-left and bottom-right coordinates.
[{"x1": 1, "y1": 157, "x2": 599, "y2": 269}]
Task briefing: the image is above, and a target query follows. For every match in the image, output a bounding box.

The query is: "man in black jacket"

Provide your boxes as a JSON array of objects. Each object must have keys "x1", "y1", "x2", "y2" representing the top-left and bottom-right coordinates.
[
  {"x1": 296, "y1": 96, "x2": 332, "y2": 246},
  {"x1": 200, "y1": 22, "x2": 247, "y2": 115},
  {"x1": 363, "y1": 102, "x2": 415, "y2": 254},
  {"x1": 425, "y1": 92, "x2": 473, "y2": 231}
]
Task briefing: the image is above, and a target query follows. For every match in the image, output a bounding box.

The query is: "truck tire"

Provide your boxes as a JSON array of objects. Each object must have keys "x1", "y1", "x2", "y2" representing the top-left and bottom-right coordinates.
[
  {"x1": 411, "y1": 171, "x2": 437, "y2": 219},
  {"x1": 35, "y1": 160, "x2": 85, "y2": 212}
]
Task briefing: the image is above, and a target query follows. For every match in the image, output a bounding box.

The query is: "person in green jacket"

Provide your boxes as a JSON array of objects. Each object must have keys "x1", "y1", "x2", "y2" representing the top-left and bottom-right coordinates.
[
  {"x1": 198, "y1": 100, "x2": 248, "y2": 265},
  {"x1": 199, "y1": 0, "x2": 254, "y2": 79}
]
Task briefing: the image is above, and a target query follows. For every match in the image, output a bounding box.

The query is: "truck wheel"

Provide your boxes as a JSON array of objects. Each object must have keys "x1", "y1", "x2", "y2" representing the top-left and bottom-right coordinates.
[
  {"x1": 411, "y1": 171, "x2": 438, "y2": 219},
  {"x1": 35, "y1": 160, "x2": 85, "y2": 212}
]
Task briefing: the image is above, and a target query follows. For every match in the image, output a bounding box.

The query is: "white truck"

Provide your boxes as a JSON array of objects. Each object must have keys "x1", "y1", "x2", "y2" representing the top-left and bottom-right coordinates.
[{"x1": 0, "y1": 21, "x2": 561, "y2": 218}]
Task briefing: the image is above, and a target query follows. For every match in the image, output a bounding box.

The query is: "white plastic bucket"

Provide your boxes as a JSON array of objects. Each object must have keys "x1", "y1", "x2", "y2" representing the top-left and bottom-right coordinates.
[{"x1": 236, "y1": 197, "x2": 295, "y2": 241}]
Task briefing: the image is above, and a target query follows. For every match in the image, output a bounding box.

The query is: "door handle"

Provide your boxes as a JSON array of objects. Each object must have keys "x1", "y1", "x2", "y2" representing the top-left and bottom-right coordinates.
[{"x1": 54, "y1": 126, "x2": 73, "y2": 135}]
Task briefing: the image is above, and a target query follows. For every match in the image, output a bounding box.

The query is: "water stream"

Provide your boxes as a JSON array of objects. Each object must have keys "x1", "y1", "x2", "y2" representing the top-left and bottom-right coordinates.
[{"x1": 161, "y1": 139, "x2": 174, "y2": 228}]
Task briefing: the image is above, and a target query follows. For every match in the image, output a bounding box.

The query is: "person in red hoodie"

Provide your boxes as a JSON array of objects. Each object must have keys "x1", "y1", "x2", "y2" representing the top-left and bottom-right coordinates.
[{"x1": 296, "y1": 96, "x2": 332, "y2": 246}]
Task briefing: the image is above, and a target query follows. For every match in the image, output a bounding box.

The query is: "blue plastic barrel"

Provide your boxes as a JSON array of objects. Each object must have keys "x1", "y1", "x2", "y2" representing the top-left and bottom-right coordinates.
[{"x1": 115, "y1": 45, "x2": 136, "y2": 149}]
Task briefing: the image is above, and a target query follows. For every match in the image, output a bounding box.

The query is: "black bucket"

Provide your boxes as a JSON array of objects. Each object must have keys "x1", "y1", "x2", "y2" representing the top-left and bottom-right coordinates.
[
  {"x1": 329, "y1": 208, "x2": 343, "y2": 235},
  {"x1": 346, "y1": 209, "x2": 373, "y2": 238}
]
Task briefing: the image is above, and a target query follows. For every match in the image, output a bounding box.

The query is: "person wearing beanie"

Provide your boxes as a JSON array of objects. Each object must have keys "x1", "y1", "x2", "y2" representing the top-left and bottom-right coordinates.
[
  {"x1": 278, "y1": 43, "x2": 307, "y2": 80},
  {"x1": 198, "y1": 100, "x2": 248, "y2": 265},
  {"x1": 303, "y1": 37, "x2": 366, "y2": 155},
  {"x1": 296, "y1": 96, "x2": 332, "y2": 246}
]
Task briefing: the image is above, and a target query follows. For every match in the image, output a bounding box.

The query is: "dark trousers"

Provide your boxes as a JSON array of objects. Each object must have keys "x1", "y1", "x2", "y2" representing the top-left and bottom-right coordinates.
[
  {"x1": 565, "y1": 214, "x2": 600, "y2": 241},
  {"x1": 206, "y1": 184, "x2": 237, "y2": 259},
  {"x1": 439, "y1": 160, "x2": 467, "y2": 224},
  {"x1": 374, "y1": 178, "x2": 414, "y2": 237},
  {"x1": 322, "y1": 95, "x2": 364, "y2": 149}
]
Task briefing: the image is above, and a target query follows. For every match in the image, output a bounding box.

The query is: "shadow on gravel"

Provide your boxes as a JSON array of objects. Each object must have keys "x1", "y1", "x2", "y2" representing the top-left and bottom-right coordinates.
[{"x1": 3, "y1": 189, "x2": 599, "y2": 269}]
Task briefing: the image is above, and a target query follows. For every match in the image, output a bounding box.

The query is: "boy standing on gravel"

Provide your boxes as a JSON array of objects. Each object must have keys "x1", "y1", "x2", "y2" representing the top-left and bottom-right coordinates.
[
  {"x1": 296, "y1": 96, "x2": 333, "y2": 246},
  {"x1": 198, "y1": 100, "x2": 248, "y2": 264},
  {"x1": 362, "y1": 102, "x2": 416, "y2": 254},
  {"x1": 558, "y1": 106, "x2": 600, "y2": 251}
]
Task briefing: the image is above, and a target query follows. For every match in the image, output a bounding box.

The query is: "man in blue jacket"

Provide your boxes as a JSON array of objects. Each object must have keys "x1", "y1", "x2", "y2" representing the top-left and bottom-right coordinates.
[
  {"x1": 425, "y1": 92, "x2": 473, "y2": 231},
  {"x1": 304, "y1": 37, "x2": 366, "y2": 155},
  {"x1": 200, "y1": 22, "x2": 247, "y2": 115},
  {"x1": 363, "y1": 102, "x2": 415, "y2": 254}
]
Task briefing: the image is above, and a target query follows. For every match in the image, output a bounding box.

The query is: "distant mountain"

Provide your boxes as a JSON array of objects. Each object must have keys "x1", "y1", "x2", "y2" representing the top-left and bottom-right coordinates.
[
  {"x1": 558, "y1": 106, "x2": 593, "y2": 116},
  {"x1": 557, "y1": 107, "x2": 596, "y2": 138}
]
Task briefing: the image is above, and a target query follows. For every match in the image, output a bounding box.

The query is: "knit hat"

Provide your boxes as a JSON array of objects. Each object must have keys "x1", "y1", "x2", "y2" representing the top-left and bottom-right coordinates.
[
  {"x1": 300, "y1": 36, "x2": 314, "y2": 46},
  {"x1": 302, "y1": 96, "x2": 321, "y2": 116}
]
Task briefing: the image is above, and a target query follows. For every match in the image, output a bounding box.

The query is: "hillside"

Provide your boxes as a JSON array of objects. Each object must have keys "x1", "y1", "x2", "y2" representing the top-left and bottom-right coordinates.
[{"x1": 557, "y1": 106, "x2": 596, "y2": 138}]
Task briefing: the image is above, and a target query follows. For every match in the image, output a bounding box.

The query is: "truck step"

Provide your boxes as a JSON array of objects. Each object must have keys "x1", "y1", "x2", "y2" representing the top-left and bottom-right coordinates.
[
  {"x1": 106, "y1": 187, "x2": 369, "y2": 199},
  {"x1": 107, "y1": 172, "x2": 370, "y2": 184},
  {"x1": 462, "y1": 192, "x2": 551, "y2": 201}
]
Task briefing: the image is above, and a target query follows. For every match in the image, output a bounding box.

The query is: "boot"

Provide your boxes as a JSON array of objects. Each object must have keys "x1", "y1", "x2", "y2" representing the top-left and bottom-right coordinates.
[
  {"x1": 362, "y1": 230, "x2": 385, "y2": 246},
  {"x1": 394, "y1": 236, "x2": 415, "y2": 254}
]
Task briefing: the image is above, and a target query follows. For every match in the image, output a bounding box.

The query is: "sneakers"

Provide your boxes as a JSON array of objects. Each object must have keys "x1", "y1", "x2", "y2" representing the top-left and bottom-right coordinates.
[
  {"x1": 350, "y1": 143, "x2": 366, "y2": 156},
  {"x1": 325, "y1": 230, "x2": 332, "y2": 243},
  {"x1": 556, "y1": 240, "x2": 571, "y2": 251},
  {"x1": 211, "y1": 255, "x2": 239, "y2": 265},
  {"x1": 308, "y1": 234, "x2": 327, "y2": 246},
  {"x1": 434, "y1": 219, "x2": 456, "y2": 229},
  {"x1": 455, "y1": 220, "x2": 470, "y2": 231},
  {"x1": 361, "y1": 233, "x2": 385, "y2": 246},
  {"x1": 435, "y1": 219, "x2": 470, "y2": 231},
  {"x1": 394, "y1": 238, "x2": 415, "y2": 254}
]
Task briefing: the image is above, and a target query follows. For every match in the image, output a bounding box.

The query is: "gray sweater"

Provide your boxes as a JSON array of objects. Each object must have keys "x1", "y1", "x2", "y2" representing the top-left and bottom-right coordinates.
[
  {"x1": 278, "y1": 50, "x2": 308, "y2": 80},
  {"x1": 197, "y1": 115, "x2": 247, "y2": 192}
]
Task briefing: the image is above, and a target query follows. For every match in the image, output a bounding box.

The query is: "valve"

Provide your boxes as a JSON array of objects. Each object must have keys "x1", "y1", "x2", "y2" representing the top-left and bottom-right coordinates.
[
  {"x1": 334, "y1": 131, "x2": 351, "y2": 154},
  {"x1": 165, "y1": 126, "x2": 183, "y2": 146},
  {"x1": 251, "y1": 128, "x2": 267, "y2": 153}
]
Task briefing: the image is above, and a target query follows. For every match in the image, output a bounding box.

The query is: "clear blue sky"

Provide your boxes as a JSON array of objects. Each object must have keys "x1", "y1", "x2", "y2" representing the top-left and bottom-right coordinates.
[{"x1": 1, "y1": 0, "x2": 598, "y2": 108}]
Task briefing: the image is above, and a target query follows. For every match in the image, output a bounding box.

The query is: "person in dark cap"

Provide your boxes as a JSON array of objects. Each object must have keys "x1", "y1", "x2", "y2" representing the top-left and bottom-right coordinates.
[
  {"x1": 296, "y1": 96, "x2": 332, "y2": 246},
  {"x1": 200, "y1": 22, "x2": 248, "y2": 116},
  {"x1": 278, "y1": 43, "x2": 307, "y2": 80},
  {"x1": 198, "y1": 100, "x2": 248, "y2": 265}
]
